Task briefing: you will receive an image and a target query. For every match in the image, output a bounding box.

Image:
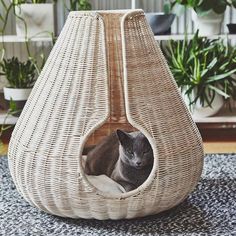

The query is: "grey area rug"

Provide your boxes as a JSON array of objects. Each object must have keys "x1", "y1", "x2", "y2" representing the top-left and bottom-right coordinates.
[{"x1": 0, "y1": 154, "x2": 236, "y2": 236}]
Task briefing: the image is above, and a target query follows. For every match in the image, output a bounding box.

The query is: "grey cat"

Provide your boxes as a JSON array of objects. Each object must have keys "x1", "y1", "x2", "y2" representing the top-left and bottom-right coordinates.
[{"x1": 85, "y1": 130, "x2": 154, "y2": 192}]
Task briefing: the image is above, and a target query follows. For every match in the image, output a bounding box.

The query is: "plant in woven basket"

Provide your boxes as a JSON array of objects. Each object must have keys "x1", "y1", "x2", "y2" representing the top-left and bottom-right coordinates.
[{"x1": 163, "y1": 31, "x2": 236, "y2": 115}]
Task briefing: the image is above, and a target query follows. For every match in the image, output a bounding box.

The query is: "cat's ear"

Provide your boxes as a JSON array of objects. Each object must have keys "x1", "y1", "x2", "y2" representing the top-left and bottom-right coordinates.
[{"x1": 116, "y1": 130, "x2": 131, "y2": 146}]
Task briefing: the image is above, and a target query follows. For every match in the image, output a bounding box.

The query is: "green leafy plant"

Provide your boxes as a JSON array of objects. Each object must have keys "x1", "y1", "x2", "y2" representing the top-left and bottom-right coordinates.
[
  {"x1": 163, "y1": 31, "x2": 236, "y2": 107},
  {"x1": 171, "y1": 0, "x2": 236, "y2": 16},
  {"x1": 0, "y1": 57, "x2": 36, "y2": 88},
  {"x1": 65, "y1": 0, "x2": 91, "y2": 11}
]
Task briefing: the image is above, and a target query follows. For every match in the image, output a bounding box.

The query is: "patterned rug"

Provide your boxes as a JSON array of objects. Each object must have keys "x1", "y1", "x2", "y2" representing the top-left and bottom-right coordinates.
[{"x1": 0, "y1": 154, "x2": 235, "y2": 236}]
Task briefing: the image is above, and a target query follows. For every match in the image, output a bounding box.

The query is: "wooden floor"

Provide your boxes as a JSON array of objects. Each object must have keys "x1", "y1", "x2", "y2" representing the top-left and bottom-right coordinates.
[
  {"x1": 203, "y1": 142, "x2": 236, "y2": 153},
  {"x1": 0, "y1": 143, "x2": 8, "y2": 156}
]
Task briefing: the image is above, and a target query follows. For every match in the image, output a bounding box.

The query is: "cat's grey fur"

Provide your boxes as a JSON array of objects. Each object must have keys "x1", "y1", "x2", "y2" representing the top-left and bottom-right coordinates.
[{"x1": 85, "y1": 130, "x2": 154, "y2": 192}]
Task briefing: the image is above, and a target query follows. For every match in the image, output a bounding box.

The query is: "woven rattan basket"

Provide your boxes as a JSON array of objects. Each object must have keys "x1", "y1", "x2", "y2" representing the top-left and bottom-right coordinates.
[{"x1": 8, "y1": 9, "x2": 204, "y2": 220}]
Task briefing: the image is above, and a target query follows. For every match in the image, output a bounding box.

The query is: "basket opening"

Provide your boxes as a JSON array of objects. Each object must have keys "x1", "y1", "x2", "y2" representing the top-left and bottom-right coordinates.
[{"x1": 82, "y1": 127, "x2": 154, "y2": 195}]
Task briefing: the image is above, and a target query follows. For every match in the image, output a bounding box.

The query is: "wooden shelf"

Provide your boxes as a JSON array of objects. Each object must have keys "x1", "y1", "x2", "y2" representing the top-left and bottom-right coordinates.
[
  {"x1": 0, "y1": 111, "x2": 18, "y2": 125},
  {"x1": 2, "y1": 34, "x2": 236, "y2": 43},
  {"x1": 193, "y1": 108, "x2": 236, "y2": 124},
  {"x1": 154, "y1": 34, "x2": 236, "y2": 41},
  {"x1": 0, "y1": 35, "x2": 54, "y2": 43}
]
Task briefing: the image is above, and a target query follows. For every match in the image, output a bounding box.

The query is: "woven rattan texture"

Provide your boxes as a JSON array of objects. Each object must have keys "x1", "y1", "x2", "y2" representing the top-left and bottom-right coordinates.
[
  {"x1": 8, "y1": 10, "x2": 204, "y2": 220},
  {"x1": 86, "y1": 12, "x2": 136, "y2": 146}
]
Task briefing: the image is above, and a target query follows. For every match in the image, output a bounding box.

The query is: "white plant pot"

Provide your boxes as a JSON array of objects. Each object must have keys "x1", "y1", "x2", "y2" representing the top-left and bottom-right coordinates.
[
  {"x1": 15, "y1": 3, "x2": 55, "y2": 37},
  {"x1": 3, "y1": 87, "x2": 32, "y2": 101},
  {"x1": 192, "y1": 10, "x2": 224, "y2": 36},
  {"x1": 181, "y1": 88, "x2": 224, "y2": 118}
]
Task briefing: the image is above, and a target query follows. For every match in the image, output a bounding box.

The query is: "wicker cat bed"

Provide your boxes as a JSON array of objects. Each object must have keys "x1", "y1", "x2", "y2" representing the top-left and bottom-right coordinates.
[{"x1": 8, "y1": 9, "x2": 204, "y2": 220}]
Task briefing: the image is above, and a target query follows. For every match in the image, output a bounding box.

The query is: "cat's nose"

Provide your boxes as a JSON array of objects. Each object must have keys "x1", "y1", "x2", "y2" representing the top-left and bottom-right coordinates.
[{"x1": 136, "y1": 161, "x2": 141, "y2": 166}]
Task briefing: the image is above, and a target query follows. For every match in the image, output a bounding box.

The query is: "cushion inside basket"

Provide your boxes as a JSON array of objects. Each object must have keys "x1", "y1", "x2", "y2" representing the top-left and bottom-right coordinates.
[{"x1": 82, "y1": 155, "x2": 126, "y2": 194}]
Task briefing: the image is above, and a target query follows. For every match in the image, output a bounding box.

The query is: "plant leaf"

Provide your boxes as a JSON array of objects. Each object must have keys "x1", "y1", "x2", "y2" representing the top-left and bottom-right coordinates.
[
  {"x1": 208, "y1": 84, "x2": 230, "y2": 98},
  {"x1": 206, "y1": 68, "x2": 236, "y2": 83}
]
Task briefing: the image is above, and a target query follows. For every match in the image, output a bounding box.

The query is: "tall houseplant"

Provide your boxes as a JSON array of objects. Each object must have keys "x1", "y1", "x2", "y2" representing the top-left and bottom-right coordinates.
[
  {"x1": 163, "y1": 31, "x2": 236, "y2": 117},
  {"x1": 171, "y1": 0, "x2": 236, "y2": 35},
  {"x1": 0, "y1": 57, "x2": 36, "y2": 116},
  {"x1": 13, "y1": 0, "x2": 56, "y2": 37}
]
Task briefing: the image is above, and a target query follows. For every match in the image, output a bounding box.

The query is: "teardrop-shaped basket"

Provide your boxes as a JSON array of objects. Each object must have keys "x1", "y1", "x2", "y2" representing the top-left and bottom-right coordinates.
[{"x1": 8, "y1": 9, "x2": 204, "y2": 220}]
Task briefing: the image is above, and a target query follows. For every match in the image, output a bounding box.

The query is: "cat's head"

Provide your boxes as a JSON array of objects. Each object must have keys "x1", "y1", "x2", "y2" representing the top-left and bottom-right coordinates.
[{"x1": 116, "y1": 130, "x2": 153, "y2": 169}]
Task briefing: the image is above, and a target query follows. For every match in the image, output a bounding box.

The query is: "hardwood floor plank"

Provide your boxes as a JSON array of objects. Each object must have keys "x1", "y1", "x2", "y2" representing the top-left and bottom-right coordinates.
[{"x1": 204, "y1": 142, "x2": 236, "y2": 153}]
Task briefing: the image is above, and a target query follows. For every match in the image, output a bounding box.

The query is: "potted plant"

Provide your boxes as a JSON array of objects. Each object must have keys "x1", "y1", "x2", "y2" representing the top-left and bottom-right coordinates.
[
  {"x1": 171, "y1": 0, "x2": 236, "y2": 35},
  {"x1": 145, "y1": 0, "x2": 176, "y2": 35},
  {"x1": 0, "y1": 57, "x2": 36, "y2": 116},
  {"x1": 13, "y1": 0, "x2": 56, "y2": 38},
  {"x1": 163, "y1": 31, "x2": 236, "y2": 118},
  {"x1": 64, "y1": 0, "x2": 91, "y2": 11}
]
